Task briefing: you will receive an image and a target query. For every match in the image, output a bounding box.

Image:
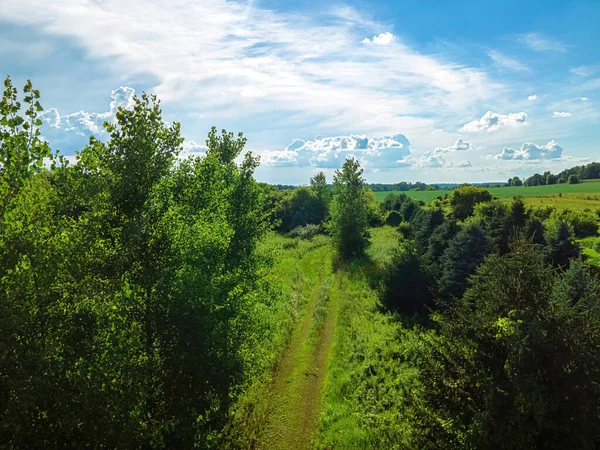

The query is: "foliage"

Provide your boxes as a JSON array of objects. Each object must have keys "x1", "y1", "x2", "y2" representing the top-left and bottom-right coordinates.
[
  {"x1": 436, "y1": 221, "x2": 490, "y2": 302},
  {"x1": 381, "y1": 242, "x2": 433, "y2": 314},
  {"x1": 544, "y1": 218, "x2": 580, "y2": 268},
  {"x1": 385, "y1": 210, "x2": 403, "y2": 227},
  {"x1": 288, "y1": 223, "x2": 323, "y2": 240},
  {"x1": 449, "y1": 184, "x2": 493, "y2": 221},
  {"x1": 569, "y1": 173, "x2": 580, "y2": 184},
  {"x1": 330, "y1": 158, "x2": 370, "y2": 259},
  {"x1": 405, "y1": 240, "x2": 600, "y2": 449},
  {"x1": 0, "y1": 78, "x2": 276, "y2": 448}
]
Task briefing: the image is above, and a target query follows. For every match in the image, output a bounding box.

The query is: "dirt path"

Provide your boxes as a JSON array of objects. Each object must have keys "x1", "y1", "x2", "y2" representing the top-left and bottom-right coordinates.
[{"x1": 253, "y1": 258, "x2": 338, "y2": 450}]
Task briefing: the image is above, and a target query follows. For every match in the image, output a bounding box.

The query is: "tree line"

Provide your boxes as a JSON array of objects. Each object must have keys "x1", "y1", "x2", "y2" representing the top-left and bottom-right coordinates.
[{"x1": 508, "y1": 162, "x2": 600, "y2": 186}]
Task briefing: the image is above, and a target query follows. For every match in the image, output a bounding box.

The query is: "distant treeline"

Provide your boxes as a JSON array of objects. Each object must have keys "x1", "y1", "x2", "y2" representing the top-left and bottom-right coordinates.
[
  {"x1": 368, "y1": 181, "x2": 431, "y2": 191},
  {"x1": 509, "y1": 162, "x2": 600, "y2": 186}
]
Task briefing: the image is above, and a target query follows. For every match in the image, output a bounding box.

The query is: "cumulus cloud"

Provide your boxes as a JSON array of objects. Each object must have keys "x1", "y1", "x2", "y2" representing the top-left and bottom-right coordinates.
[
  {"x1": 181, "y1": 140, "x2": 208, "y2": 157},
  {"x1": 433, "y1": 138, "x2": 474, "y2": 154},
  {"x1": 461, "y1": 111, "x2": 528, "y2": 133},
  {"x1": 261, "y1": 133, "x2": 412, "y2": 168},
  {"x1": 493, "y1": 140, "x2": 564, "y2": 160},
  {"x1": 411, "y1": 152, "x2": 446, "y2": 168},
  {"x1": 553, "y1": 111, "x2": 571, "y2": 118},
  {"x1": 517, "y1": 32, "x2": 567, "y2": 53},
  {"x1": 39, "y1": 86, "x2": 136, "y2": 136},
  {"x1": 528, "y1": 94, "x2": 538, "y2": 100},
  {"x1": 362, "y1": 32, "x2": 395, "y2": 46},
  {"x1": 580, "y1": 97, "x2": 589, "y2": 101}
]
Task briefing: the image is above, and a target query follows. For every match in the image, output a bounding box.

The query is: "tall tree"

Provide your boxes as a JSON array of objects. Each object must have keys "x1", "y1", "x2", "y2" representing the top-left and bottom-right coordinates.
[{"x1": 330, "y1": 158, "x2": 370, "y2": 259}]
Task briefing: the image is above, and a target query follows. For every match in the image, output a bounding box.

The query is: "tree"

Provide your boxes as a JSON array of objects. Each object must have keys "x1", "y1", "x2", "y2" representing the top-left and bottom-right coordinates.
[
  {"x1": 309, "y1": 171, "x2": 331, "y2": 223},
  {"x1": 381, "y1": 242, "x2": 433, "y2": 314},
  {"x1": 568, "y1": 174, "x2": 579, "y2": 184},
  {"x1": 511, "y1": 177, "x2": 523, "y2": 186},
  {"x1": 385, "y1": 210, "x2": 403, "y2": 226},
  {"x1": 437, "y1": 221, "x2": 491, "y2": 302},
  {"x1": 544, "y1": 218, "x2": 579, "y2": 268},
  {"x1": 0, "y1": 77, "x2": 52, "y2": 193},
  {"x1": 406, "y1": 239, "x2": 600, "y2": 449},
  {"x1": 330, "y1": 158, "x2": 370, "y2": 259},
  {"x1": 558, "y1": 177, "x2": 567, "y2": 184},
  {"x1": 449, "y1": 185, "x2": 492, "y2": 221}
]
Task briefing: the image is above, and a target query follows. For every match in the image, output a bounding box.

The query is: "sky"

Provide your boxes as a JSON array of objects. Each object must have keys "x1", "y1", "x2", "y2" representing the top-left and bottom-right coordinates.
[{"x1": 1, "y1": 0, "x2": 599, "y2": 185}]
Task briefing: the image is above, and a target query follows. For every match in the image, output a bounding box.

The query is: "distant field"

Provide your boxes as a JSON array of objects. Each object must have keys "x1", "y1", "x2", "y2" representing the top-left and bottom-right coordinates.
[{"x1": 373, "y1": 179, "x2": 600, "y2": 211}]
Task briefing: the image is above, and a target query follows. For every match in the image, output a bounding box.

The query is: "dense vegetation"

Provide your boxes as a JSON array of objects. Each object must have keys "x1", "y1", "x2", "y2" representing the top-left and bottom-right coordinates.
[
  {"x1": 2, "y1": 77, "x2": 600, "y2": 449},
  {"x1": 0, "y1": 78, "x2": 278, "y2": 448}
]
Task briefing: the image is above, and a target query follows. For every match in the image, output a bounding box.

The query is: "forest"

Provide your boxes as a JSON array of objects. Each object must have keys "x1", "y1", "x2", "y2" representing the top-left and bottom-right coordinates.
[{"x1": 1, "y1": 77, "x2": 600, "y2": 449}]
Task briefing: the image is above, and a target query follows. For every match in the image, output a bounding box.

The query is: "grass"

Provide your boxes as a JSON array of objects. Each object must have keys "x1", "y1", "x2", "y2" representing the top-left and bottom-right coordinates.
[
  {"x1": 226, "y1": 227, "x2": 406, "y2": 449},
  {"x1": 373, "y1": 179, "x2": 600, "y2": 211},
  {"x1": 224, "y1": 233, "x2": 331, "y2": 449},
  {"x1": 314, "y1": 227, "x2": 418, "y2": 449}
]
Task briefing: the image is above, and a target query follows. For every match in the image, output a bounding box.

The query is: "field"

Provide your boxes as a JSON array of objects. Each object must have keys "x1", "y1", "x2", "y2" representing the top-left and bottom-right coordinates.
[{"x1": 373, "y1": 179, "x2": 600, "y2": 211}]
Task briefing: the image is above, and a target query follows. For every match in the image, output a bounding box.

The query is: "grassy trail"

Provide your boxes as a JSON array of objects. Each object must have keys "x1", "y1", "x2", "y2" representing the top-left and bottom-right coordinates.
[{"x1": 253, "y1": 244, "x2": 337, "y2": 450}]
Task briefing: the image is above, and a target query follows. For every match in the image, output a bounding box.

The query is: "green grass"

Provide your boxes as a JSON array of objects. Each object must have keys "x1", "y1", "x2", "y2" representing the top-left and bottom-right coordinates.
[
  {"x1": 373, "y1": 179, "x2": 600, "y2": 211},
  {"x1": 314, "y1": 227, "x2": 419, "y2": 449},
  {"x1": 224, "y1": 233, "x2": 332, "y2": 448}
]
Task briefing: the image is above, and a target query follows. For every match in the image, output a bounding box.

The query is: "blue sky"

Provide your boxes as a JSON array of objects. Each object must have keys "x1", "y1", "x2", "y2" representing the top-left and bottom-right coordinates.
[{"x1": 1, "y1": 0, "x2": 599, "y2": 184}]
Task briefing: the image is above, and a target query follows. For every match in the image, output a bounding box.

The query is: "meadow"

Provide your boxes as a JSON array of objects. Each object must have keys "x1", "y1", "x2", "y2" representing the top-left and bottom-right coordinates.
[{"x1": 373, "y1": 179, "x2": 600, "y2": 211}]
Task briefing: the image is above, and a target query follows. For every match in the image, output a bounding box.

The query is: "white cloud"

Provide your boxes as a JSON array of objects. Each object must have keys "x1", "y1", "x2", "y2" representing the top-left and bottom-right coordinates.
[
  {"x1": 0, "y1": 0, "x2": 499, "y2": 138},
  {"x1": 461, "y1": 111, "x2": 529, "y2": 133},
  {"x1": 493, "y1": 140, "x2": 564, "y2": 160},
  {"x1": 580, "y1": 97, "x2": 589, "y2": 101},
  {"x1": 553, "y1": 111, "x2": 571, "y2": 118},
  {"x1": 181, "y1": 140, "x2": 207, "y2": 157},
  {"x1": 240, "y1": 85, "x2": 267, "y2": 98},
  {"x1": 261, "y1": 133, "x2": 412, "y2": 168},
  {"x1": 39, "y1": 86, "x2": 136, "y2": 135},
  {"x1": 528, "y1": 94, "x2": 538, "y2": 100},
  {"x1": 517, "y1": 32, "x2": 567, "y2": 53},
  {"x1": 433, "y1": 138, "x2": 474, "y2": 154},
  {"x1": 362, "y1": 32, "x2": 395, "y2": 46},
  {"x1": 488, "y1": 50, "x2": 530, "y2": 72},
  {"x1": 445, "y1": 160, "x2": 473, "y2": 168}
]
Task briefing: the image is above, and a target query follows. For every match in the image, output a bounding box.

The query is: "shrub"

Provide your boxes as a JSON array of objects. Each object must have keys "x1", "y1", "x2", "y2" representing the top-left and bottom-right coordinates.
[
  {"x1": 559, "y1": 211, "x2": 599, "y2": 238},
  {"x1": 558, "y1": 177, "x2": 567, "y2": 184},
  {"x1": 397, "y1": 221, "x2": 411, "y2": 237},
  {"x1": 288, "y1": 223, "x2": 322, "y2": 240},
  {"x1": 568, "y1": 174, "x2": 579, "y2": 184},
  {"x1": 385, "y1": 210, "x2": 403, "y2": 226},
  {"x1": 449, "y1": 185, "x2": 492, "y2": 221}
]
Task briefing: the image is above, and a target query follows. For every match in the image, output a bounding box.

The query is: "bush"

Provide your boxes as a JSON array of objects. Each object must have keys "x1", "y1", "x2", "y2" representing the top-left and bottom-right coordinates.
[
  {"x1": 559, "y1": 211, "x2": 599, "y2": 238},
  {"x1": 568, "y1": 174, "x2": 579, "y2": 184},
  {"x1": 449, "y1": 185, "x2": 492, "y2": 221},
  {"x1": 385, "y1": 210, "x2": 402, "y2": 226},
  {"x1": 288, "y1": 223, "x2": 322, "y2": 240},
  {"x1": 397, "y1": 221, "x2": 411, "y2": 237},
  {"x1": 558, "y1": 177, "x2": 567, "y2": 184}
]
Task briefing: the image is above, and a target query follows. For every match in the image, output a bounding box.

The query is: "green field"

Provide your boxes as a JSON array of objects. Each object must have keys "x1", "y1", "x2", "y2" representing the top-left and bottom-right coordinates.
[{"x1": 373, "y1": 179, "x2": 600, "y2": 211}]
